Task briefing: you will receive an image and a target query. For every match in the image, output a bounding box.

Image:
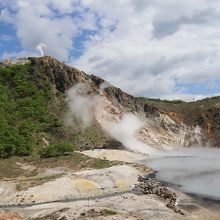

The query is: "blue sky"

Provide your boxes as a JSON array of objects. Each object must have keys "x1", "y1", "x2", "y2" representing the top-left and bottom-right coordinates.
[
  {"x1": 0, "y1": 0, "x2": 220, "y2": 101},
  {"x1": 0, "y1": 23, "x2": 19, "y2": 53}
]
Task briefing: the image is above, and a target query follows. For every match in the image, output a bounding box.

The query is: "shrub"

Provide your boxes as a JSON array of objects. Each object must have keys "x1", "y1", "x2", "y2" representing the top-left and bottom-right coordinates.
[
  {"x1": 0, "y1": 63, "x2": 53, "y2": 158},
  {"x1": 138, "y1": 97, "x2": 185, "y2": 104},
  {"x1": 40, "y1": 142, "x2": 75, "y2": 158}
]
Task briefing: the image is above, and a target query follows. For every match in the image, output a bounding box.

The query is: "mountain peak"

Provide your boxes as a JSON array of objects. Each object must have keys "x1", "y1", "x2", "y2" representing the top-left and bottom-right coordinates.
[{"x1": 0, "y1": 55, "x2": 220, "y2": 156}]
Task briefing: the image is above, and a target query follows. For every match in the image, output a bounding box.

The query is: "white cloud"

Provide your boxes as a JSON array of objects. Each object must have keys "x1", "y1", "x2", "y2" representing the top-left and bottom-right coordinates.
[
  {"x1": 161, "y1": 92, "x2": 220, "y2": 102},
  {"x1": 1, "y1": 50, "x2": 37, "y2": 60},
  {"x1": 0, "y1": 34, "x2": 13, "y2": 41},
  {"x1": 0, "y1": 0, "x2": 97, "y2": 60},
  {"x1": 1, "y1": 0, "x2": 220, "y2": 98},
  {"x1": 72, "y1": 0, "x2": 220, "y2": 98}
]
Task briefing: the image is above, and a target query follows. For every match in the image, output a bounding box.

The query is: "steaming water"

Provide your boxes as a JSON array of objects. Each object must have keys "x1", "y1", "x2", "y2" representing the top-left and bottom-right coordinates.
[{"x1": 140, "y1": 148, "x2": 220, "y2": 200}]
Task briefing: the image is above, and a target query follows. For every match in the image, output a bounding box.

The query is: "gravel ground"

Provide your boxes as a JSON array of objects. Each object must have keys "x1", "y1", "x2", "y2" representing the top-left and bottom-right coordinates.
[
  {"x1": 0, "y1": 149, "x2": 219, "y2": 220},
  {"x1": 81, "y1": 149, "x2": 147, "y2": 162}
]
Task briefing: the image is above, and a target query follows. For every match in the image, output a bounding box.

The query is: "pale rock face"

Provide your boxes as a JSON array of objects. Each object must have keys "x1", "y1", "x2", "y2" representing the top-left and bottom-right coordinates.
[
  {"x1": 0, "y1": 58, "x2": 31, "y2": 66},
  {"x1": 138, "y1": 113, "x2": 202, "y2": 149},
  {"x1": 94, "y1": 90, "x2": 202, "y2": 152}
]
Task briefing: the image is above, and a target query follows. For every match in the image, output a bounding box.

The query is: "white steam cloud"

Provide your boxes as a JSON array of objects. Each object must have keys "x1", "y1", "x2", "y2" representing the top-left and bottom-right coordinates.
[
  {"x1": 101, "y1": 114, "x2": 157, "y2": 155},
  {"x1": 65, "y1": 83, "x2": 103, "y2": 130},
  {"x1": 65, "y1": 83, "x2": 156, "y2": 155},
  {"x1": 36, "y1": 42, "x2": 47, "y2": 57}
]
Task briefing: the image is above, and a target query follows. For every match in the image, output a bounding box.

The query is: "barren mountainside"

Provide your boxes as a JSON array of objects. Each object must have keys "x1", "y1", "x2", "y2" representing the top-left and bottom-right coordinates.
[{"x1": 0, "y1": 56, "x2": 219, "y2": 157}]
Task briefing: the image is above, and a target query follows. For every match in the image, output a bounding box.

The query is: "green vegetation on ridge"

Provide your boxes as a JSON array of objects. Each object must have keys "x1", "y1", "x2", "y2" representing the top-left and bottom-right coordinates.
[
  {"x1": 0, "y1": 64, "x2": 58, "y2": 157},
  {"x1": 138, "y1": 97, "x2": 185, "y2": 104},
  {"x1": 0, "y1": 60, "x2": 107, "y2": 159}
]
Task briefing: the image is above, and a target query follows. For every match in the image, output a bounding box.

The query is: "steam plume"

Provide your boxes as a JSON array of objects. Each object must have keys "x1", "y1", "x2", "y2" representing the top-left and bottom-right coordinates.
[
  {"x1": 101, "y1": 114, "x2": 157, "y2": 155},
  {"x1": 36, "y1": 42, "x2": 47, "y2": 56},
  {"x1": 64, "y1": 83, "x2": 103, "y2": 130},
  {"x1": 65, "y1": 83, "x2": 157, "y2": 155}
]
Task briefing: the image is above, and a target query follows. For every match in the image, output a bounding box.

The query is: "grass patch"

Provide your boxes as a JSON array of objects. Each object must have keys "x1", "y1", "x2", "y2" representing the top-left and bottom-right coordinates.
[
  {"x1": 29, "y1": 152, "x2": 120, "y2": 171},
  {"x1": 0, "y1": 157, "x2": 37, "y2": 179},
  {"x1": 0, "y1": 157, "x2": 25, "y2": 179},
  {"x1": 0, "y1": 152, "x2": 120, "y2": 179},
  {"x1": 138, "y1": 97, "x2": 185, "y2": 104},
  {"x1": 80, "y1": 208, "x2": 117, "y2": 218},
  {"x1": 40, "y1": 142, "x2": 75, "y2": 158},
  {"x1": 101, "y1": 209, "x2": 117, "y2": 215},
  {"x1": 31, "y1": 209, "x2": 69, "y2": 220},
  {"x1": 16, "y1": 173, "x2": 64, "y2": 191}
]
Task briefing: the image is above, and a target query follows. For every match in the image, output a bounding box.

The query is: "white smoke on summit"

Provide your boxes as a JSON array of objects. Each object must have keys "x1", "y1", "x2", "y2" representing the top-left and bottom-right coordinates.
[{"x1": 36, "y1": 43, "x2": 47, "y2": 57}]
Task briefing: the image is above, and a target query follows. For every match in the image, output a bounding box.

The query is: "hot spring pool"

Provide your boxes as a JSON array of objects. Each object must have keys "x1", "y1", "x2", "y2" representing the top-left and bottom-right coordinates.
[{"x1": 139, "y1": 148, "x2": 220, "y2": 200}]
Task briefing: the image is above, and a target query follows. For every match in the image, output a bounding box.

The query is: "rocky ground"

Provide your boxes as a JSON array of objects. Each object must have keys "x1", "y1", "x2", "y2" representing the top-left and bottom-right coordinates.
[
  {"x1": 0, "y1": 149, "x2": 219, "y2": 220},
  {"x1": 81, "y1": 149, "x2": 147, "y2": 163}
]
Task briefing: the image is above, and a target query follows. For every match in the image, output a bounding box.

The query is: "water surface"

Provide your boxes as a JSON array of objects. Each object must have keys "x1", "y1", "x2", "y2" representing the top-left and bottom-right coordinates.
[{"x1": 140, "y1": 148, "x2": 220, "y2": 200}]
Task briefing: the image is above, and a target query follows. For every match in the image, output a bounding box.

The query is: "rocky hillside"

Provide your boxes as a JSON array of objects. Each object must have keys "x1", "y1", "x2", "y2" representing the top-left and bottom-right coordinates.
[
  {"x1": 0, "y1": 56, "x2": 219, "y2": 157},
  {"x1": 139, "y1": 97, "x2": 220, "y2": 147}
]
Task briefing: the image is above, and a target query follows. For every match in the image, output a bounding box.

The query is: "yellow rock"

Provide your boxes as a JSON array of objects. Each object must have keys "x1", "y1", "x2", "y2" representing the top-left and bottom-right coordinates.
[
  {"x1": 73, "y1": 178, "x2": 100, "y2": 192},
  {"x1": 115, "y1": 179, "x2": 128, "y2": 191}
]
